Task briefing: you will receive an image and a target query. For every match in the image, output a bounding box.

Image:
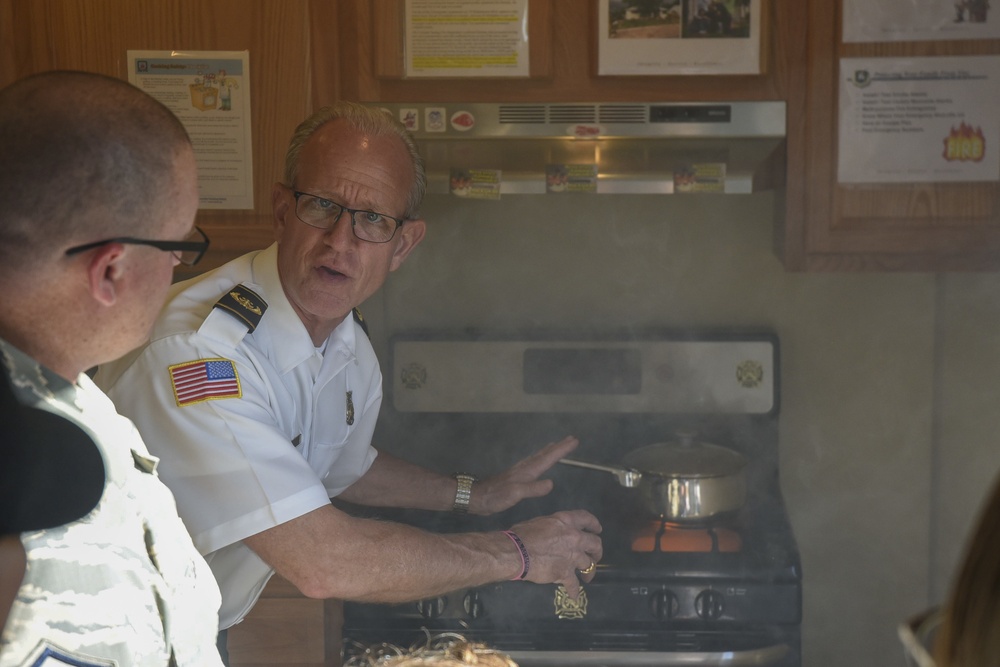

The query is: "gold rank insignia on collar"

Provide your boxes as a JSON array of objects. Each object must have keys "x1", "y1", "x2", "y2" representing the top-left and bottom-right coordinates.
[
  {"x1": 213, "y1": 283, "x2": 268, "y2": 333},
  {"x1": 352, "y1": 307, "x2": 369, "y2": 339},
  {"x1": 346, "y1": 390, "x2": 355, "y2": 425}
]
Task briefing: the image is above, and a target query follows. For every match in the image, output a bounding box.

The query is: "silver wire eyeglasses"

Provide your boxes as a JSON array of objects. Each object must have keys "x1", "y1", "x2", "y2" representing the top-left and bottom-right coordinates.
[
  {"x1": 65, "y1": 225, "x2": 210, "y2": 266},
  {"x1": 291, "y1": 189, "x2": 406, "y2": 244}
]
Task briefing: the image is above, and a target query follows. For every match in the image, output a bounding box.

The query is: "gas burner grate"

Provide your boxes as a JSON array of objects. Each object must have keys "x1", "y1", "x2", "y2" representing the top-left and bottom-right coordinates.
[{"x1": 631, "y1": 521, "x2": 743, "y2": 553}]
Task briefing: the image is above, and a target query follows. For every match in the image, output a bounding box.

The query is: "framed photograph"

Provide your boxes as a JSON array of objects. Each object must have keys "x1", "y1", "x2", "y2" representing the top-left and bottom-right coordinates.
[{"x1": 597, "y1": 0, "x2": 763, "y2": 75}]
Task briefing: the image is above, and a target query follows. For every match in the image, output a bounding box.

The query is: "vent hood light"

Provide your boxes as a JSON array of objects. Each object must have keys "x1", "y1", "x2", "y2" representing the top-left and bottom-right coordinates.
[{"x1": 369, "y1": 102, "x2": 786, "y2": 195}]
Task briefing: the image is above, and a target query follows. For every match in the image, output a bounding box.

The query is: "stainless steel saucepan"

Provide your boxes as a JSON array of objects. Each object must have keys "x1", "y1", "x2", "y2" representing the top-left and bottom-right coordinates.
[{"x1": 560, "y1": 433, "x2": 747, "y2": 522}]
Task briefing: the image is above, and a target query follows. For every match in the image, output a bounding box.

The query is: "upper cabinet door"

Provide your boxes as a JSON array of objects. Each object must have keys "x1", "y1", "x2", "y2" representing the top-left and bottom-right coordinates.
[
  {"x1": 331, "y1": 0, "x2": 802, "y2": 104},
  {"x1": 782, "y1": 0, "x2": 1000, "y2": 271}
]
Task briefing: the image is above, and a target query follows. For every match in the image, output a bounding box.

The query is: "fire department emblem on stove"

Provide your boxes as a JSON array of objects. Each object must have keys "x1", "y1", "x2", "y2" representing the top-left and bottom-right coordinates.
[
  {"x1": 735, "y1": 360, "x2": 764, "y2": 388},
  {"x1": 553, "y1": 585, "x2": 588, "y2": 619},
  {"x1": 400, "y1": 363, "x2": 428, "y2": 389}
]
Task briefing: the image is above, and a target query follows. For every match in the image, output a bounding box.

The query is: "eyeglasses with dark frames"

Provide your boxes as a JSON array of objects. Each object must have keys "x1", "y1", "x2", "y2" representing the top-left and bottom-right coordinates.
[
  {"x1": 64, "y1": 225, "x2": 210, "y2": 267},
  {"x1": 291, "y1": 189, "x2": 406, "y2": 244}
]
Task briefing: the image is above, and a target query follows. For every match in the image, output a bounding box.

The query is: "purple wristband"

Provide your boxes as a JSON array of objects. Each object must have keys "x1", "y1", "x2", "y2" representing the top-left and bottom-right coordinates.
[{"x1": 502, "y1": 530, "x2": 530, "y2": 581}]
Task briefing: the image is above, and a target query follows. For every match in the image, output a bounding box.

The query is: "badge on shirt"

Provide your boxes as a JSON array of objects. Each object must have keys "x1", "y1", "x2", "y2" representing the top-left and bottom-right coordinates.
[
  {"x1": 346, "y1": 390, "x2": 355, "y2": 425},
  {"x1": 169, "y1": 358, "x2": 242, "y2": 407}
]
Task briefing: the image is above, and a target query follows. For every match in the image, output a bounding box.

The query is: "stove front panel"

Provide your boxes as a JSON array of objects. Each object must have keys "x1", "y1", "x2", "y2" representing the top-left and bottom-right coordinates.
[{"x1": 391, "y1": 334, "x2": 778, "y2": 416}]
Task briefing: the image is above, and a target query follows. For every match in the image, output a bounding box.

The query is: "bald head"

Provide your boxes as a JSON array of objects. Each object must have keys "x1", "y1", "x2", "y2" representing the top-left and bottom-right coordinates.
[
  {"x1": 0, "y1": 71, "x2": 192, "y2": 273},
  {"x1": 283, "y1": 102, "x2": 426, "y2": 219}
]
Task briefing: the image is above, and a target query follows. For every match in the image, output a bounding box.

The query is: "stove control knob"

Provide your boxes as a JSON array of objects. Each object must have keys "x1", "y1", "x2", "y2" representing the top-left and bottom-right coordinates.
[
  {"x1": 416, "y1": 596, "x2": 447, "y2": 619},
  {"x1": 695, "y1": 589, "x2": 725, "y2": 620},
  {"x1": 463, "y1": 591, "x2": 485, "y2": 619},
  {"x1": 649, "y1": 590, "x2": 679, "y2": 620}
]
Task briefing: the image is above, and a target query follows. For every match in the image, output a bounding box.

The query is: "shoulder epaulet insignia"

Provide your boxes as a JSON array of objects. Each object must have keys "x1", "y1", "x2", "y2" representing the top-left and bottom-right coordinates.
[
  {"x1": 352, "y1": 308, "x2": 370, "y2": 339},
  {"x1": 213, "y1": 284, "x2": 267, "y2": 333}
]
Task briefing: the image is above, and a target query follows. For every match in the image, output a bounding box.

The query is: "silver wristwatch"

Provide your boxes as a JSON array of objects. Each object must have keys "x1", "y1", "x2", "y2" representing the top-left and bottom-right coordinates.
[{"x1": 452, "y1": 473, "x2": 477, "y2": 513}]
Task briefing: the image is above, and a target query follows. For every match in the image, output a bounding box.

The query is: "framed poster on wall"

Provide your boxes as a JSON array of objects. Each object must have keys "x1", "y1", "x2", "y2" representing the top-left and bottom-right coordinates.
[
  {"x1": 597, "y1": 0, "x2": 763, "y2": 75},
  {"x1": 127, "y1": 49, "x2": 254, "y2": 209},
  {"x1": 838, "y1": 55, "x2": 1000, "y2": 184},
  {"x1": 404, "y1": 0, "x2": 529, "y2": 78}
]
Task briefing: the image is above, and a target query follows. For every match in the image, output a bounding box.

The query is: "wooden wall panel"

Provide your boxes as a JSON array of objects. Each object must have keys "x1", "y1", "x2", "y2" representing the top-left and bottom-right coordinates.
[
  {"x1": 228, "y1": 598, "x2": 327, "y2": 665},
  {"x1": 0, "y1": 0, "x2": 324, "y2": 273},
  {"x1": 225, "y1": 575, "x2": 343, "y2": 667}
]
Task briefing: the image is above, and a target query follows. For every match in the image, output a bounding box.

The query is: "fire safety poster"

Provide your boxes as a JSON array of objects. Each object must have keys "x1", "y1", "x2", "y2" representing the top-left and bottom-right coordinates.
[
  {"x1": 837, "y1": 56, "x2": 1000, "y2": 184},
  {"x1": 127, "y1": 50, "x2": 254, "y2": 209}
]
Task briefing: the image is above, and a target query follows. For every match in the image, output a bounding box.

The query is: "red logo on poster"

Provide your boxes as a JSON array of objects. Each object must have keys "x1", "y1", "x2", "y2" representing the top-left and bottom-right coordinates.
[{"x1": 943, "y1": 122, "x2": 986, "y2": 162}]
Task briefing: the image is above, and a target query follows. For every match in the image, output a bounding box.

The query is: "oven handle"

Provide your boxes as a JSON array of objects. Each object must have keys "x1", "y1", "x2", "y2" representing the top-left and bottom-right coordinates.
[{"x1": 506, "y1": 642, "x2": 791, "y2": 666}]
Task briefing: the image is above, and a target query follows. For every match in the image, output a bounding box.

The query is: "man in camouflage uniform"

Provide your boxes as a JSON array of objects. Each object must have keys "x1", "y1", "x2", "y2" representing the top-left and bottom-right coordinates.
[{"x1": 0, "y1": 71, "x2": 222, "y2": 666}]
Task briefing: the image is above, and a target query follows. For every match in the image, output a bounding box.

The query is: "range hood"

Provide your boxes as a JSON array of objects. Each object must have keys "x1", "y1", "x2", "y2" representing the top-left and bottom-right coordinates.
[{"x1": 371, "y1": 101, "x2": 786, "y2": 195}]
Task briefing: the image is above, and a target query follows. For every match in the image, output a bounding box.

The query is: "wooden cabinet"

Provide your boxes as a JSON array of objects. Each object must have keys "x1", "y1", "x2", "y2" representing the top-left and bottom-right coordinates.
[
  {"x1": 331, "y1": 0, "x2": 804, "y2": 105},
  {"x1": 227, "y1": 575, "x2": 343, "y2": 667},
  {"x1": 785, "y1": 1, "x2": 1000, "y2": 271}
]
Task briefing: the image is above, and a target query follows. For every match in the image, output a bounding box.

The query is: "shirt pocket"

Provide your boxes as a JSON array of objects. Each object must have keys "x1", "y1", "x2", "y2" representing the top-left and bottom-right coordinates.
[{"x1": 302, "y1": 435, "x2": 349, "y2": 481}]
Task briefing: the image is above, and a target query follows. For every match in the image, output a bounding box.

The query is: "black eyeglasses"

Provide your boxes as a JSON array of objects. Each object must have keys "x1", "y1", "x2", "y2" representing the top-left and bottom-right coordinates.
[
  {"x1": 65, "y1": 226, "x2": 210, "y2": 266},
  {"x1": 291, "y1": 189, "x2": 405, "y2": 244}
]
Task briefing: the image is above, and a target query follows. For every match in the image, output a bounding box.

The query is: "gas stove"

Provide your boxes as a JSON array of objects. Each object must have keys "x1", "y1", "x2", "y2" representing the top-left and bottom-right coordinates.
[{"x1": 342, "y1": 330, "x2": 801, "y2": 666}]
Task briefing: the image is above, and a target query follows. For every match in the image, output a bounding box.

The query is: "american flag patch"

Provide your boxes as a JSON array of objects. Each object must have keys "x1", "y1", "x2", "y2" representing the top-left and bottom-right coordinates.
[{"x1": 169, "y1": 358, "x2": 241, "y2": 407}]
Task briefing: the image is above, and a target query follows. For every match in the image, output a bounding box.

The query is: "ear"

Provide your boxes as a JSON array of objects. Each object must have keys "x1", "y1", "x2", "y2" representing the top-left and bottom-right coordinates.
[
  {"x1": 389, "y1": 218, "x2": 426, "y2": 272},
  {"x1": 272, "y1": 183, "x2": 292, "y2": 241},
  {"x1": 85, "y1": 244, "x2": 127, "y2": 307}
]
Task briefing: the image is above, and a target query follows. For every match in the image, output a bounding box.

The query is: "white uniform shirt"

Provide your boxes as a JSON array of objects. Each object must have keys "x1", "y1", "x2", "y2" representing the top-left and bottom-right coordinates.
[
  {"x1": 97, "y1": 243, "x2": 381, "y2": 628},
  {"x1": 1, "y1": 339, "x2": 223, "y2": 667}
]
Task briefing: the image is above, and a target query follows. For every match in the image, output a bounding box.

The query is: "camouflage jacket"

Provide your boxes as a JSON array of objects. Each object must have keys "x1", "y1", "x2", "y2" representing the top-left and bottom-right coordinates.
[{"x1": 0, "y1": 339, "x2": 223, "y2": 666}]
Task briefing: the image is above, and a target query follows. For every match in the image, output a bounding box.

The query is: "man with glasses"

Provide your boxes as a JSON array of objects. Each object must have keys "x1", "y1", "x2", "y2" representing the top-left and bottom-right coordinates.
[
  {"x1": 97, "y1": 102, "x2": 603, "y2": 659},
  {"x1": 0, "y1": 71, "x2": 222, "y2": 665}
]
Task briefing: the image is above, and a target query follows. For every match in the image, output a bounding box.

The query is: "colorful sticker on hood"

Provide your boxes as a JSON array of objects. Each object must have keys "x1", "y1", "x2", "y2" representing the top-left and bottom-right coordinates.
[
  {"x1": 569, "y1": 124, "x2": 604, "y2": 139},
  {"x1": 425, "y1": 107, "x2": 447, "y2": 132},
  {"x1": 450, "y1": 110, "x2": 476, "y2": 131},
  {"x1": 399, "y1": 108, "x2": 419, "y2": 132}
]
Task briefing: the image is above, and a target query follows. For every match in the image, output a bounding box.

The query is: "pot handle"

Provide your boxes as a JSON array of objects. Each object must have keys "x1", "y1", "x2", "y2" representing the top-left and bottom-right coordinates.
[{"x1": 558, "y1": 458, "x2": 642, "y2": 488}]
